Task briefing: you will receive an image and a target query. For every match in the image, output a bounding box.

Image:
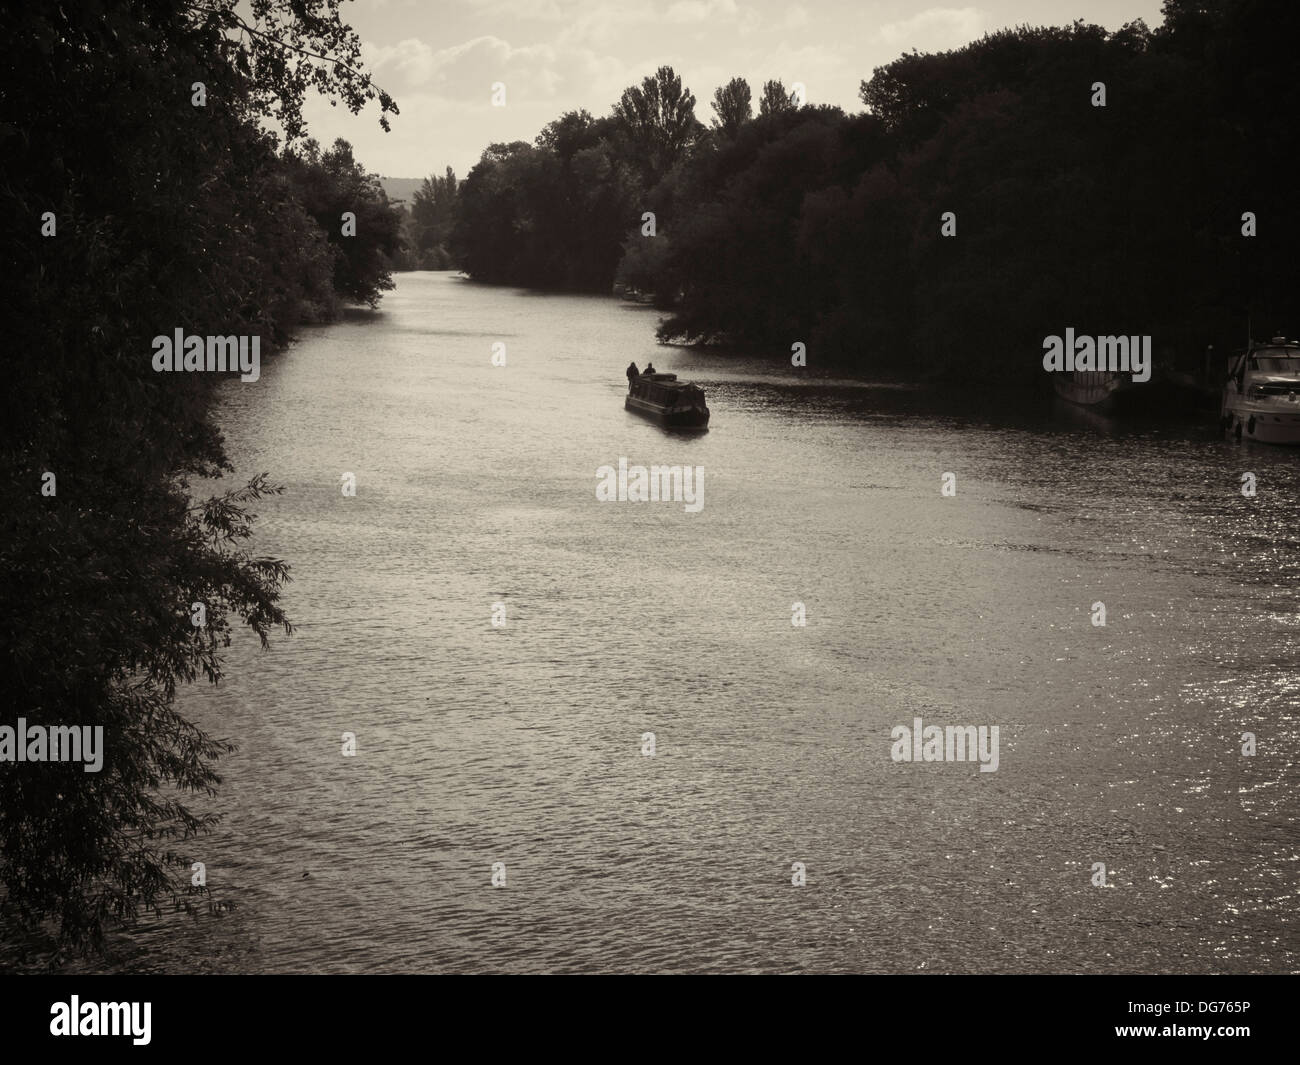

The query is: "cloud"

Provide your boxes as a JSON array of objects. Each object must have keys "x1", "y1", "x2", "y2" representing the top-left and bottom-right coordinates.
[
  {"x1": 878, "y1": 7, "x2": 986, "y2": 49},
  {"x1": 364, "y1": 35, "x2": 573, "y2": 100},
  {"x1": 460, "y1": 0, "x2": 566, "y2": 18},
  {"x1": 465, "y1": 0, "x2": 745, "y2": 26},
  {"x1": 362, "y1": 38, "x2": 437, "y2": 85},
  {"x1": 778, "y1": 6, "x2": 810, "y2": 31},
  {"x1": 665, "y1": 0, "x2": 739, "y2": 24},
  {"x1": 757, "y1": 41, "x2": 847, "y2": 82},
  {"x1": 556, "y1": 7, "x2": 658, "y2": 48},
  {"x1": 361, "y1": 32, "x2": 642, "y2": 120}
]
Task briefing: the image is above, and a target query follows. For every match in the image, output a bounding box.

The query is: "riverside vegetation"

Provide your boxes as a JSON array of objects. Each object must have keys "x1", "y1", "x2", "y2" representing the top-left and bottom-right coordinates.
[
  {"x1": 1, "y1": 0, "x2": 400, "y2": 953},
  {"x1": 429, "y1": 0, "x2": 1296, "y2": 384}
]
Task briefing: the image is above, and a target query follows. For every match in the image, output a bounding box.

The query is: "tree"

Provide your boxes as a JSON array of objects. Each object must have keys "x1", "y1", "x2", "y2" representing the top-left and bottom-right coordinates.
[
  {"x1": 186, "y1": 0, "x2": 398, "y2": 142},
  {"x1": 710, "y1": 77, "x2": 752, "y2": 137},
  {"x1": 450, "y1": 6, "x2": 1297, "y2": 382},
  {"x1": 409, "y1": 166, "x2": 460, "y2": 268},
  {"x1": 536, "y1": 109, "x2": 608, "y2": 159},
  {"x1": 282, "y1": 137, "x2": 402, "y2": 304},
  {"x1": 654, "y1": 109, "x2": 847, "y2": 346},
  {"x1": 0, "y1": 0, "x2": 394, "y2": 953},
  {"x1": 612, "y1": 65, "x2": 704, "y2": 186},
  {"x1": 451, "y1": 132, "x2": 639, "y2": 292},
  {"x1": 758, "y1": 78, "x2": 797, "y2": 117}
]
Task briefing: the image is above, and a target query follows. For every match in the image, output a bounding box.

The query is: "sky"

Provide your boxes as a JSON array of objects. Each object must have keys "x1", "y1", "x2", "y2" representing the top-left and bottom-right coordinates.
[{"x1": 300, "y1": 0, "x2": 1168, "y2": 180}]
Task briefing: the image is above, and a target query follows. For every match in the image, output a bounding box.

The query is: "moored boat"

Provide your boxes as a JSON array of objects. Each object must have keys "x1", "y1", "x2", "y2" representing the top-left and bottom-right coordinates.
[
  {"x1": 1053, "y1": 367, "x2": 1212, "y2": 416},
  {"x1": 1053, "y1": 369, "x2": 1125, "y2": 408},
  {"x1": 1221, "y1": 337, "x2": 1300, "y2": 444},
  {"x1": 626, "y1": 371, "x2": 710, "y2": 428}
]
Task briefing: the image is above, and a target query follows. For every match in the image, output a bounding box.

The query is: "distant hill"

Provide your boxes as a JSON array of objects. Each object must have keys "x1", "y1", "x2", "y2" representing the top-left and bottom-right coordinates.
[{"x1": 379, "y1": 177, "x2": 424, "y2": 205}]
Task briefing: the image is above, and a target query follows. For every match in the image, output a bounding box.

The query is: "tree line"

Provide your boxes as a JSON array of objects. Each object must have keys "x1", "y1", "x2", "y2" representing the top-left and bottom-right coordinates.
[
  {"x1": 392, "y1": 168, "x2": 460, "y2": 270},
  {"x1": 1, "y1": 0, "x2": 398, "y2": 953},
  {"x1": 439, "y1": 0, "x2": 1297, "y2": 383}
]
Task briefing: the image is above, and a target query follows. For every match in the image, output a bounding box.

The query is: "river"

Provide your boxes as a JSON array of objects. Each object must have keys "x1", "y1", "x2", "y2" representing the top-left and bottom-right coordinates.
[{"x1": 73, "y1": 272, "x2": 1300, "y2": 972}]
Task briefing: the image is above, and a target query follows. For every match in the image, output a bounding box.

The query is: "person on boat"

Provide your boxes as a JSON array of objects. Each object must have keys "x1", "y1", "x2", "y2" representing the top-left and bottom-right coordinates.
[
  {"x1": 643, "y1": 361, "x2": 656, "y2": 375},
  {"x1": 626, "y1": 361, "x2": 639, "y2": 386}
]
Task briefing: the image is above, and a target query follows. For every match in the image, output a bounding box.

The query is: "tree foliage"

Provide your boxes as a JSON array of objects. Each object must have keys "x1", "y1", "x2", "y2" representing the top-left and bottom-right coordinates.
[
  {"x1": 282, "y1": 137, "x2": 401, "y2": 306},
  {"x1": 758, "y1": 78, "x2": 798, "y2": 117},
  {"x1": 612, "y1": 65, "x2": 705, "y2": 188},
  {"x1": 440, "y1": 6, "x2": 1298, "y2": 380},
  {"x1": 450, "y1": 131, "x2": 641, "y2": 291},
  {"x1": 0, "y1": 0, "x2": 395, "y2": 952},
  {"x1": 710, "y1": 77, "x2": 752, "y2": 138},
  {"x1": 407, "y1": 166, "x2": 460, "y2": 269}
]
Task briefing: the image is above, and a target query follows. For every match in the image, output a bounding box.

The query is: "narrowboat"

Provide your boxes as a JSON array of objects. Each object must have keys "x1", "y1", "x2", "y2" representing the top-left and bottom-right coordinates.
[
  {"x1": 1221, "y1": 337, "x2": 1300, "y2": 444},
  {"x1": 626, "y1": 372, "x2": 710, "y2": 428}
]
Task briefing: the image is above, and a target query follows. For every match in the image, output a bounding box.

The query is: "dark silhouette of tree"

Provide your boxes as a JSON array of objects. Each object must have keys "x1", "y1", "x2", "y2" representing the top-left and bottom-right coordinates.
[
  {"x1": 0, "y1": 0, "x2": 396, "y2": 952},
  {"x1": 536, "y1": 109, "x2": 615, "y2": 160},
  {"x1": 450, "y1": 4, "x2": 1297, "y2": 378},
  {"x1": 409, "y1": 166, "x2": 459, "y2": 268},
  {"x1": 612, "y1": 65, "x2": 704, "y2": 186},
  {"x1": 283, "y1": 138, "x2": 401, "y2": 306},
  {"x1": 450, "y1": 132, "x2": 639, "y2": 291},
  {"x1": 710, "y1": 77, "x2": 752, "y2": 137},
  {"x1": 758, "y1": 78, "x2": 797, "y2": 116}
]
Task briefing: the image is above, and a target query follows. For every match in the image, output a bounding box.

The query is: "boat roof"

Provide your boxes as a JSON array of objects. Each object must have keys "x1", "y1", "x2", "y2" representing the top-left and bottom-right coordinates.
[
  {"x1": 1236, "y1": 341, "x2": 1299, "y2": 356},
  {"x1": 640, "y1": 373, "x2": 701, "y2": 388}
]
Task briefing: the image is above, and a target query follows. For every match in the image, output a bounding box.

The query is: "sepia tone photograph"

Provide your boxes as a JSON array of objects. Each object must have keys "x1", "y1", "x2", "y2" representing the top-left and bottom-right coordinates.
[{"x1": 0, "y1": 0, "x2": 1295, "y2": 1030}]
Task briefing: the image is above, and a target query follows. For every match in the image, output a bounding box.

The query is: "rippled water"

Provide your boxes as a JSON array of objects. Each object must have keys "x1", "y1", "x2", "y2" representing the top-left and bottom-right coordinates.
[{"x1": 43, "y1": 272, "x2": 1300, "y2": 972}]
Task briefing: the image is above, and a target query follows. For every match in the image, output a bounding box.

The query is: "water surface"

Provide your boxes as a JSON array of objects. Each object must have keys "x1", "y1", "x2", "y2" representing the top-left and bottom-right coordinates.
[{"x1": 48, "y1": 272, "x2": 1300, "y2": 973}]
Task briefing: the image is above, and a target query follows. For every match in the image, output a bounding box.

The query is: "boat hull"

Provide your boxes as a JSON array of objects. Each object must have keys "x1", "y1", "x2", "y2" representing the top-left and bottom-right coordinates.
[
  {"x1": 1053, "y1": 370, "x2": 1122, "y2": 408},
  {"x1": 1221, "y1": 398, "x2": 1300, "y2": 444},
  {"x1": 1054, "y1": 371, "x2": 1199, "y2": 417},
  {"x1": 625, "y1": 394, "x2": 710, "y2": 427}
]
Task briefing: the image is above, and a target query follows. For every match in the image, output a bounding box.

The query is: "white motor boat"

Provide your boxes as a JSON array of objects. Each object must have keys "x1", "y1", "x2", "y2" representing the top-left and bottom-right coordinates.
[{"x1": 1221, "y1": 337, "x2": 1300, "y2": 445}]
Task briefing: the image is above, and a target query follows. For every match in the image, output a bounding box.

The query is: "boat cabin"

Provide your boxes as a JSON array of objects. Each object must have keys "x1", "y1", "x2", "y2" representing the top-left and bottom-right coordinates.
[
  {"x1": 625, "y1": 371, "x2": 710, "y2": 427},
  {"x1": 1228, "y1": 339, "x2": 1300, "y2": 391}
]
